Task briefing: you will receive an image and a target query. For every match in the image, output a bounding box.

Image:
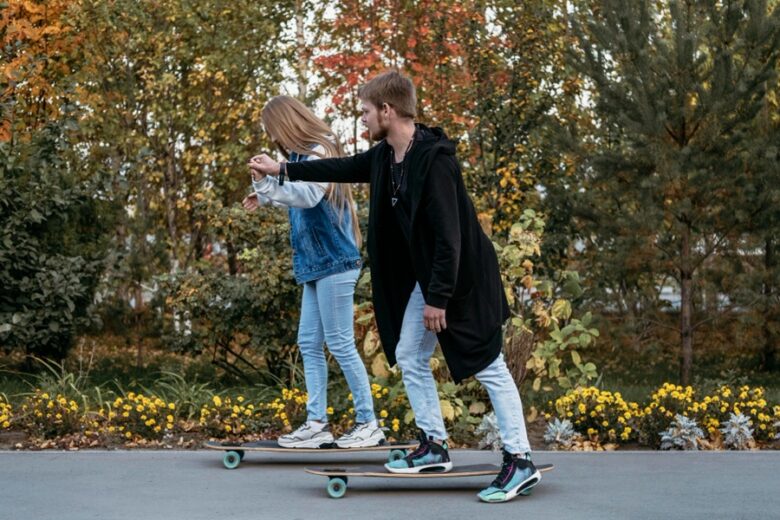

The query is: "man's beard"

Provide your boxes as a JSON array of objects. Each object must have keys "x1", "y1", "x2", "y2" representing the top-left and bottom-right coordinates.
[{"x1": 370, "y1": 112, "x2": 390, "y2": 141}]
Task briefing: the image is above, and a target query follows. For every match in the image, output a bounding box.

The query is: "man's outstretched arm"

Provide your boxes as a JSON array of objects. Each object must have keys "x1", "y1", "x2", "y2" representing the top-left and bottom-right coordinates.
[{"x1": 249, "y1": 149, "x2": 373, "y2": 184}]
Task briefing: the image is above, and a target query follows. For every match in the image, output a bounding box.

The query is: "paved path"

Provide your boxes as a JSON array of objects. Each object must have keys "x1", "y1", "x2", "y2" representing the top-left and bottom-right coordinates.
[{"x1": 1, "y1": 449, "x2": 777, "y2": 519}]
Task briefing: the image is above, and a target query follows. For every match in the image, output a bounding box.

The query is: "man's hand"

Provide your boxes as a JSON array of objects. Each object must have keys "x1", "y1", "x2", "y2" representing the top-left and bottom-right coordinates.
[
  {"x1": 242, "y1": 193, "x2": 260, "y2": 212},
  {"x1": 423, "y1": 304, "x2": 447, "y2": 333},
  {"x1": 249, "y1": 154, "x2": 281, "y2": 180}
]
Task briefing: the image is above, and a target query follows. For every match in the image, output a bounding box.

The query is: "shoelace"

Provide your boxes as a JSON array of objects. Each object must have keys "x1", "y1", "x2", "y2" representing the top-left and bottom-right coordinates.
[
  {"x1": 340, "y1": 422, "x2": 366, "y2": 438},
  {"x1": 285, "y1": 423, "x2": 312, "y2": 438},
  {"x1": 406, "y1": 432, "x2": 431, "y2": 459},
  {"x1": 491, "y1": 454, "x2": 516, "y2": 487}
]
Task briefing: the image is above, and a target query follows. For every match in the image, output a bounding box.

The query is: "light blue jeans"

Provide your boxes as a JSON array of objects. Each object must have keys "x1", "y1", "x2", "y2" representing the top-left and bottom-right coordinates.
[
  {"x1": 297, "y1": 268, "x2": 375, "y2": 424},
  {"x1": 395, "y1": 284, "x2": 532, "y2": 454}
]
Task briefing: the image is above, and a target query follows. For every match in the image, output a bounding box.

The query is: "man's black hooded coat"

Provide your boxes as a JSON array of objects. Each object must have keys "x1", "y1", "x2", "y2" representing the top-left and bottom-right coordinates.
[{"x1": 285, "y1": 124, "x2": 509, "y2": 382}]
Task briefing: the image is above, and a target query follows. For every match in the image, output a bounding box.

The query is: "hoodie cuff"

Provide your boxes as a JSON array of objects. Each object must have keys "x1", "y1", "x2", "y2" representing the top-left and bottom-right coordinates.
[
  {"x1": 426, "y1": 292, "x2": 449, "y2": 310},
  {"x1": 252, "y1": 176, "x2": 274, "y2": 194}
]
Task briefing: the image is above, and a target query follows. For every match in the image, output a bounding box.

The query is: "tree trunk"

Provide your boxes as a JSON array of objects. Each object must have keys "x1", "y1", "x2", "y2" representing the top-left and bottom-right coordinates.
[
  {"x1": 295, "y1": 0, "x2": 308, "y2": 100},
  {"x1": 163, "y1": 142, "x2": 178, "y2": 255},
  {"x1": 134, "y1": 284, "x2": 144, "y2": 369},
  {"x1": 762, "y1": 237, "x2": 777, "y2": 371},
  {"x1": 679, "y1": 224, "x2": 693, "y2": 385},
  {"x1": 226, "y1": 240, "x2": 238, "y2": 276}
]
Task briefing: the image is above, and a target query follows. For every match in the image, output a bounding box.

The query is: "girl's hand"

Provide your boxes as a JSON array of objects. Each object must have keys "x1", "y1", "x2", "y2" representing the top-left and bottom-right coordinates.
[{"x1": 242, "y1": 193, "x2": 260, "y2": 212}]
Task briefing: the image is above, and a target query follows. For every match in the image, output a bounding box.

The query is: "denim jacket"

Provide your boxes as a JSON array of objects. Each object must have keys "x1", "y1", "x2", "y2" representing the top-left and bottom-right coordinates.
[{"x1": 253, "y1": 150, "x2": 361, "y2": 284}]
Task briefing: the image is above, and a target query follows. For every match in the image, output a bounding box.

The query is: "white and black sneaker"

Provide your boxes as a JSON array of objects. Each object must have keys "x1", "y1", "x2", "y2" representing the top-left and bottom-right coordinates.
[
  {"x1": 277, "y1": 421, "x2": 334, "y2": 448},
  {"x1": 335, "y1": 420, "x2": 386, "y2": 448}
]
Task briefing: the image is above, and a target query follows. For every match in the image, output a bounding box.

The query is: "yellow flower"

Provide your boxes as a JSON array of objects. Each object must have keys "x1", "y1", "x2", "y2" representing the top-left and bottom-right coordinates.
[
  {"x1": 326, "y1": 407, "x2": 334, "y2": 415},
  {"x1": 213, "y1": 396, "x2": 222, "y2": 407},
  {"x1": 380, "y1": 410, "x2": 388, "y2": 418}
]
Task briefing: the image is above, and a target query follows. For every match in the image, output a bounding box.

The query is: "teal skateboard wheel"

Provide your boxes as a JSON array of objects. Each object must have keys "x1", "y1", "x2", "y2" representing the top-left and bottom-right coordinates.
[
  {"x1": 223, "y1": 450, "x2": 241, "y2": 469},
  {"x1": 327, "y1": 477, "x2": 348, "y2": 498},
  {"x1": 387, "y1": 448, "x2": 407, "y2": 463}
]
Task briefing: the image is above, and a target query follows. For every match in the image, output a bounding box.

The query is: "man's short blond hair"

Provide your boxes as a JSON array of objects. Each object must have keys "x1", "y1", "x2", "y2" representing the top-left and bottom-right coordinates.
[{"x1": 358, "y1": 70, "x2": 417, "y2": 119}]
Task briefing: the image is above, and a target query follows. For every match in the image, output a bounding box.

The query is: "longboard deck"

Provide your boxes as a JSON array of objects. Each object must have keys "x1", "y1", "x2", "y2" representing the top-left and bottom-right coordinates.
[
  {"x1": 305, "y1": 463, "x2": 554, "y2": 478},
  {"x1": 205, "y1": 439, "x2": 416, "y2": 452}
]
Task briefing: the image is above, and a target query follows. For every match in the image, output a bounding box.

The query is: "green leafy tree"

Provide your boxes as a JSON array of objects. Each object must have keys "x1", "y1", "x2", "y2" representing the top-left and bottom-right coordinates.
[
  {"x1": 71, "y1": 0, "x2": 294, "y2": 344},
  {"x1": 561, "y1": 0, "x2": 780, "y2": 384},
  {"x1": 0, "y1": 123, "x2": 111, "y2": 361}
]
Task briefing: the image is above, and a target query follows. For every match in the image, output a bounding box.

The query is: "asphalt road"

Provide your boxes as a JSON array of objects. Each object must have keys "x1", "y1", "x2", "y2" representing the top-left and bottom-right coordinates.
[{"x1": 1, "y1": 449, "x2": 778, "y2": 520}]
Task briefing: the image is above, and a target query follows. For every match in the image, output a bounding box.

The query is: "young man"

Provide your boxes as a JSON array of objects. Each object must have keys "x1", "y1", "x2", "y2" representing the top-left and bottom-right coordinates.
[{"x1": 249, "y1": 71, "x2": 541, "y2": 503}]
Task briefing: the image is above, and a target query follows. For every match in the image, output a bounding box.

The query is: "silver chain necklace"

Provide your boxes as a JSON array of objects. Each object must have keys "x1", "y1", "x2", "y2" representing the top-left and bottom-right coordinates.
[{"x1": 390, "y1": 131, "x2": 415, "y2": 207}]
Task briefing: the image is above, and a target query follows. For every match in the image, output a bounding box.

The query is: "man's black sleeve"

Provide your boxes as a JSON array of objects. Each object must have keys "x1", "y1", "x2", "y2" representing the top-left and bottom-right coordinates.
[
  {"x1": 286, "y1": 149, "x2": 372, "y2": 183},
  {"x1": 422, "y1": 154, "x2": 461, "y2": 309}
]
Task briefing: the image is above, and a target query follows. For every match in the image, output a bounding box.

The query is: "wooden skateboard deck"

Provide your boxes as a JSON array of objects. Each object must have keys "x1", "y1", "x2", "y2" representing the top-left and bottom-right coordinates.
[
  {"x1": 305, "y1": 463, "x2": 554, "y2": 498},
  {"x1": 205, "y1": 439, "x2": 415, "y2": 452},
  {"x1": 205, "y1": 440, "x2": 417, "y2": 469}
]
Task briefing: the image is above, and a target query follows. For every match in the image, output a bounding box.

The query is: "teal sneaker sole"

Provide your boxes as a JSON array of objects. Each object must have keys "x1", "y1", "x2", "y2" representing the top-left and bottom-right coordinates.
[
  {"x1": 477, "y1": 470, "x2": 541, "y2": 503},
  {"x1": 384, "y1": 461, "x2": 454, "y2": 474}
]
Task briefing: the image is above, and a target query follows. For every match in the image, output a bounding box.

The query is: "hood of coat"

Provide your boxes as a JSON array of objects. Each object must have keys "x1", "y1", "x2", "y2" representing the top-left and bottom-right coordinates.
[{"x1": 413, "y1": 123, "x2": 457, "y2": 160}]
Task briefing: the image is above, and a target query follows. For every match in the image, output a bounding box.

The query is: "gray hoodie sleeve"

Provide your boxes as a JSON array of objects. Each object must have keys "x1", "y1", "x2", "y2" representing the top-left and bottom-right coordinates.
[{"x1": 251, "y1": 146, "x2": 330, "y2": 208}]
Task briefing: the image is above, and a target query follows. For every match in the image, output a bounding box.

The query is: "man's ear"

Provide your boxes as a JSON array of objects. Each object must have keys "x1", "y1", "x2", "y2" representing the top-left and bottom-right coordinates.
[{"x1": 381, "y1": 102, "x2": 392, "y2": 117}]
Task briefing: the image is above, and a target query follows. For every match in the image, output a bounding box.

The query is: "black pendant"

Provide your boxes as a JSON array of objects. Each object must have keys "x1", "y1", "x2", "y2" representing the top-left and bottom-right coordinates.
[{"x1": 391, "y1": 197, "x2": 398, "y2": 207}]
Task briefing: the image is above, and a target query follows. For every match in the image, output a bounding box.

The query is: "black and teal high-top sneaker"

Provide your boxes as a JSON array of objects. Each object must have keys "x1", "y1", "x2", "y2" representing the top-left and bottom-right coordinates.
[
  {"x1": 477, "y1": 449, "x2": 541, "y2": 503},
  {"x1": 384, "y1": 429, "x2": 453, "y2": 473}
]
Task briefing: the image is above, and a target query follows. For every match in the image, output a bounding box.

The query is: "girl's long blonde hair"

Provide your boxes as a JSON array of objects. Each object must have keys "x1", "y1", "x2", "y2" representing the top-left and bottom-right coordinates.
[{"x1": 261, "y1": 95, "x2": 362, "y2": 248}]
